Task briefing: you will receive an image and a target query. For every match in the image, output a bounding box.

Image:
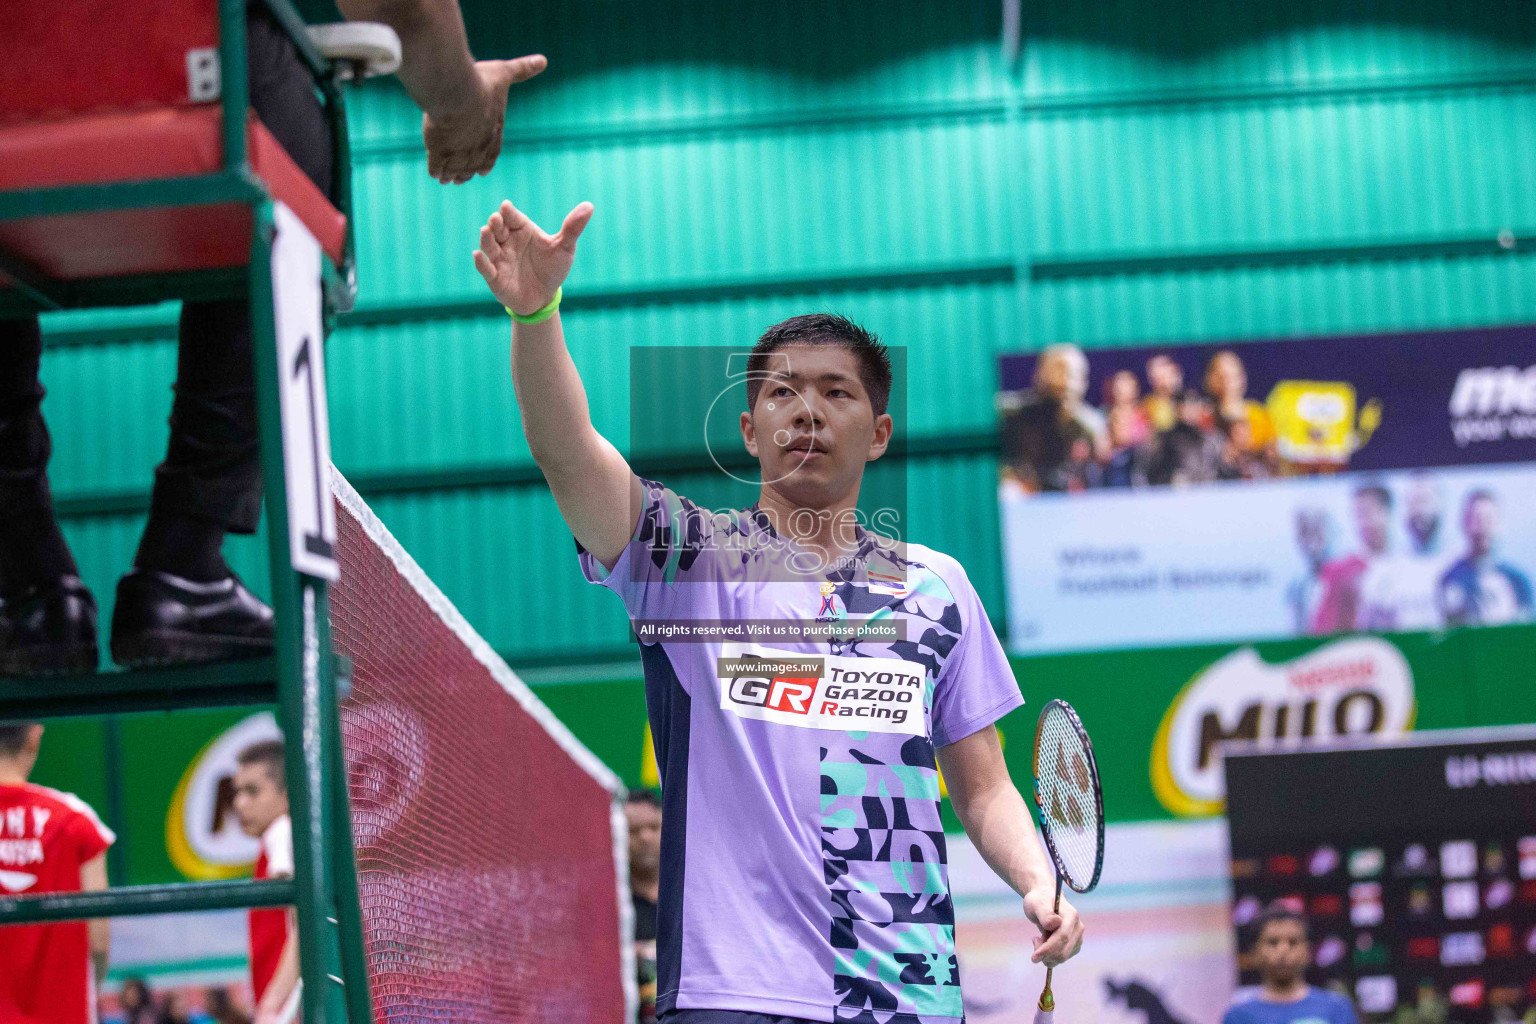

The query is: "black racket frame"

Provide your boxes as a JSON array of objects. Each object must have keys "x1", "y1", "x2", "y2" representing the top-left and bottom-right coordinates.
[{"x1": 1030, "y1": 697, "x2": 1106, "y2": 894}]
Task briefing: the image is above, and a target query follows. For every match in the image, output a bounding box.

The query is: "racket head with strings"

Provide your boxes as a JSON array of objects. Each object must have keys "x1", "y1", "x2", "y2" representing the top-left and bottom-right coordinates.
[{"x1": 1031, "y1": 698, "x2": 1105, "y2": 895}]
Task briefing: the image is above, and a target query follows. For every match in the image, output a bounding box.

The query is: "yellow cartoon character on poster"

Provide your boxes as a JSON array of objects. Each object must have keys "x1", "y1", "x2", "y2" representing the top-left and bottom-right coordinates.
[{"x1": 1266, "y1": 380, "x2": 1381, "y2": 472}]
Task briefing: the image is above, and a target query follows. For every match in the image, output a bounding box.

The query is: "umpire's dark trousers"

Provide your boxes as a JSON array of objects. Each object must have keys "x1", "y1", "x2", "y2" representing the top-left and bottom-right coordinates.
[{"x1": 0, "y1": 9, "x2": 334, "y2": 578}]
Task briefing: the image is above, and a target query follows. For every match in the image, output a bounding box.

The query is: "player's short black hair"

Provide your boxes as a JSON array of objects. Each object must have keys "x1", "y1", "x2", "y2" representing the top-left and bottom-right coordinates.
[
  {"x1": 0, "y1": 722, "x2": 37, "y2": 757},
  {"x1": 1353, "y1": 482, "x2": 1392, "y2": 509},
  {"x1": 237, "y1": 739, "x2": 286, "y2": 792},
  {"x1": 1250, "y1": 903, "x2": 1308, "y2": 948},
  {"x1": 746, "y1": 314, "x2": 892, "y2": 418},
  {"x1": 625, "y1": 789, "x2": 662, "y2": 811}
]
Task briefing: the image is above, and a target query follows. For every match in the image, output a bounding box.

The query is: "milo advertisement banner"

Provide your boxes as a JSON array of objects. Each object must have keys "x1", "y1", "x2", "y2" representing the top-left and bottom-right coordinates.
[{"x1": 997, "y1": 326, "x2": 1536, "y2": 654}]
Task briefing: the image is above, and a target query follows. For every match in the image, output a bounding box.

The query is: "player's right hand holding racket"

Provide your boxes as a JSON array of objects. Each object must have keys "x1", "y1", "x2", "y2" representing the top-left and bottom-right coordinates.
[{"x1": 1022, "y1": 885, "x2": 1084, "y2": 969}]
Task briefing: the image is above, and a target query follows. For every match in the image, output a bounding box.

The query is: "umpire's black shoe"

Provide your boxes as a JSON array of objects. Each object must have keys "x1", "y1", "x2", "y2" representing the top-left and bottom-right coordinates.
[
  {"x1": 0, "y1": 576, "x2": 100, "y2": 677},
  {"x1": 110, "y1": 568, "x2": 275, "y2": 668}
]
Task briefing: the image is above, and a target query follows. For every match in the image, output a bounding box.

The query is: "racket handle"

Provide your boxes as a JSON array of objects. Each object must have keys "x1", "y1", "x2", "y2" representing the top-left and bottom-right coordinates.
[{"x1": 1034, "y1": 874, "x2": 1062, "y2": 1015}]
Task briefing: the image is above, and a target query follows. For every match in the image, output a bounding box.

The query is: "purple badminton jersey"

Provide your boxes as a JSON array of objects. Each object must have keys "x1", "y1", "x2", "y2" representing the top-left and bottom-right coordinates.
[{"x1": 579, "y1": 479, "x2": 1023, "y2": 1023}]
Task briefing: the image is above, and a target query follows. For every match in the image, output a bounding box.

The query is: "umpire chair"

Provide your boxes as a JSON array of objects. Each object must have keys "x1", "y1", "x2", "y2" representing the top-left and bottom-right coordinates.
[{"x1": 0, "y1": 2, "x2": 399, "y2": 1021}]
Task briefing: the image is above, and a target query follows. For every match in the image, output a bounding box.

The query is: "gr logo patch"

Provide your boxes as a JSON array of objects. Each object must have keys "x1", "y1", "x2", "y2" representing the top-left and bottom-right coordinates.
[{"x1": 726, "y1": 675, "x2": 816, "y2": 714}]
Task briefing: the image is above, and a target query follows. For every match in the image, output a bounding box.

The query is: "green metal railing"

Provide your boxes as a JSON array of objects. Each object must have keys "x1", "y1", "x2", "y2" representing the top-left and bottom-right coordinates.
[{"x1": 0, "y1": 2, "x2": 372, "y2": 1021}]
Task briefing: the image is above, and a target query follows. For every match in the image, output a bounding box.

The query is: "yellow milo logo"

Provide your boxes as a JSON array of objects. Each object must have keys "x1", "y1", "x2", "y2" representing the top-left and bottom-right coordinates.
[
  {"x1": 1151, "y1": 638, "x2": 1415, "y2": 817},
  {"x1": 166, "y1": 713, "x2": 280, "y2": 880},
  {"x1": 1266, "y1": 380, "x2": 1381, "y2": 466}
]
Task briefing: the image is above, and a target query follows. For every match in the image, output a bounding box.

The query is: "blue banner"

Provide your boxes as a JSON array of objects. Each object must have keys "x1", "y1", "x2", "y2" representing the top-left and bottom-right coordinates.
[
  {"x1": 997, "y1": 327, "x2": 1536, "y2": 653},
  {"x1": 998, "y1": 326, "x2": 1536, "y2": 490}
]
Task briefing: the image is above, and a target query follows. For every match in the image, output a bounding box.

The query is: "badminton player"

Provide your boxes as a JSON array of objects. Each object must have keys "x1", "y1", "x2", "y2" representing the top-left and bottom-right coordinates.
[
  {"x1": 0, "y1": 722, "x2": 114, "y2": 1024},
  {"x1": 232, "y1": 740, "x2": 299, "y2": 1024},
  {"x1": 476, "y1": 200, "x2": 1084, "y2": 1024}
]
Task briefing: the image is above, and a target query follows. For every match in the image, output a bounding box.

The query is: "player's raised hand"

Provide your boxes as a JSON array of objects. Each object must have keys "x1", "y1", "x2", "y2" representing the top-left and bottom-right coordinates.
[{"x1": 472, "y1": 200, "x2": 593, "y2": 316}]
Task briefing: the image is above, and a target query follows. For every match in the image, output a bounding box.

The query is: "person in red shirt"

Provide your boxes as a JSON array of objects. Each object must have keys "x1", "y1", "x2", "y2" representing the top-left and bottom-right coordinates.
[
  {"x1": 231, "y1": 739, "x2": 298, "y2": 1024},
  {"x1": 0, "y1": 721, "x2": 114, "y2": 1024}
]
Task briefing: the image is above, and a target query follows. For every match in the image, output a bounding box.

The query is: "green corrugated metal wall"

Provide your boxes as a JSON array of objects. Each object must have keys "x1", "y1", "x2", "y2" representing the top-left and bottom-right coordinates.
[{"x1": 34, "y1": 0, "x2": 1536, "y2": 667}]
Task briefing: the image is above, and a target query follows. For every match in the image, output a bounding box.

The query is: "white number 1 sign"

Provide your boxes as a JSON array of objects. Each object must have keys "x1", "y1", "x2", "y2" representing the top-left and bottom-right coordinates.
[{"x1": 270, "y1": 203, "x2": 339, "y2": 581}]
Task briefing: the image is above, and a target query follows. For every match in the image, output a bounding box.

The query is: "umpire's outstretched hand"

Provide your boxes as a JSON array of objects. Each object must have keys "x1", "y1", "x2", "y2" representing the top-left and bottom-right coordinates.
[
  {"x1": 424, "y1": 56, "x2": 547, "y2": 184},
  {"x1": 336, "y1": 0, "x2": 546, "y2": 184}
]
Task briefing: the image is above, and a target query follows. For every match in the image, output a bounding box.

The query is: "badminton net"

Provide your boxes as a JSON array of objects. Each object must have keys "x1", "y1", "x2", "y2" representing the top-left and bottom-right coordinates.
[{"x1": 328, "y1": 469, "x2": 634, "y2": 1023}]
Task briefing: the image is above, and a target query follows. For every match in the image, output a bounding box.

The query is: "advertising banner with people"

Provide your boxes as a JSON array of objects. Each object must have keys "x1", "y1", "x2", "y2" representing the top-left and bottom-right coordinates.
[{"x1": 997, "y1": 327, "x2": 1536, "y2": 654}]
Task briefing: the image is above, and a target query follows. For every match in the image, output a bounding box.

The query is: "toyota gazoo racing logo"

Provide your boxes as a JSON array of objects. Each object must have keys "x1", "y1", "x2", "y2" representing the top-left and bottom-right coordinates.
[{"x1": 717, "y1": 642, "x2": 926, "y2": 735}]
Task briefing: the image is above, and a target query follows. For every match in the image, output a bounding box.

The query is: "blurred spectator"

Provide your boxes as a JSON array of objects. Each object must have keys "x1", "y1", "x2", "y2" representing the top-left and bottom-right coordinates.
[
  {"x1": 1312, "y1": 484, "x2": 1392, "y2": 632},
  {"x1": 1204, "y1": 350, "x2": 1276, "y2": 463},
  {"x1": 1218, "y1": 418, "x2": 1272, "y2": 480},
  {"x1": 999, "y1": 344, "x2": 1102, "y2": 492},
  {"x1": 1148, "y1": 391, "x2": 1224, "y2": 486},
  {"x1": 155, "y1": 991, "x2": 195, "y2": 1024},
  {"x1": 1386, "y1": 473, "x2": 1450, "y2": 631},
  {"x1": 1437, "y1": 489, "x2": 1534, "y2": 626},
  {"x1": 1100, "y1": 403, "x2": 1150, "y2": 488},
  {"x1": 1286, "y1": 509, "x2": 1332, "y2": 633},
  {"x1": 205, "y1": 988, "x2": 252, "y2": 1024},
  {"x1": 119, "y1": 978, "x2": 158, "y2": 1024},
  {"x1": 1404, "y1": 473, "x2": 1444, "y2": 557},
  {"x1": 1222, "y1": 904, "x2": 1358, "y2": 1024},
  {"x1": 1098, "y1": 370, "x2": 1151, "y2": 487},
  {"x1": 625, "y1": 790, "x2": 663, "y2": 1024},
  {"x1": 1141, "y1": 354, "x2": 1183, "y2": 433},
  {"x1": 1102, "y1": 371, "x2": 1150, "y2": 445},
  {"x1": 106, "y1": 976, "x2": 158, "y2": 1024}
]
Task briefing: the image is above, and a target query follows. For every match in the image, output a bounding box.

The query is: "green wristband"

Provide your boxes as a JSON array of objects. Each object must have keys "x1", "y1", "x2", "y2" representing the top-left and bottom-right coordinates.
[{"x1": 507, "y1": 287, "x2": 562, "y2": 325}]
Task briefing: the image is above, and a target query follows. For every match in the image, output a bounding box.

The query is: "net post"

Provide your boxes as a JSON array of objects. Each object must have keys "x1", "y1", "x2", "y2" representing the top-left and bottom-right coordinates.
[
  {"x1": 251, "y1": 199, "x2": 350, "y2": 1024},
  {"x1": 325, "y1": 612, "x2": 376, "y2": 1024}
]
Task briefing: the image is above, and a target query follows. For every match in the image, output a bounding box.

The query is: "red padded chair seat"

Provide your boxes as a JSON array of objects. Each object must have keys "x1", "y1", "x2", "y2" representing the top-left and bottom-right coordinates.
[{"x1": 0, "y1": 106, "x2": 346, "y2": 284}]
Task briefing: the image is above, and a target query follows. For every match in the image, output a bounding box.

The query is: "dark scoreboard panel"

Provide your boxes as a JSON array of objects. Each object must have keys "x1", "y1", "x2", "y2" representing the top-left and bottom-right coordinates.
[{"x1": 1224, "y1": 728, "x2": 1536, "y2": 1021}]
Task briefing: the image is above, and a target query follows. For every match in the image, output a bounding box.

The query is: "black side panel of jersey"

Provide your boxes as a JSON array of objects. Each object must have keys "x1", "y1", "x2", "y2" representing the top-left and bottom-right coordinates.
[{"x1": 642, "y1": 642, "x2": 693, "y2": 1018}]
